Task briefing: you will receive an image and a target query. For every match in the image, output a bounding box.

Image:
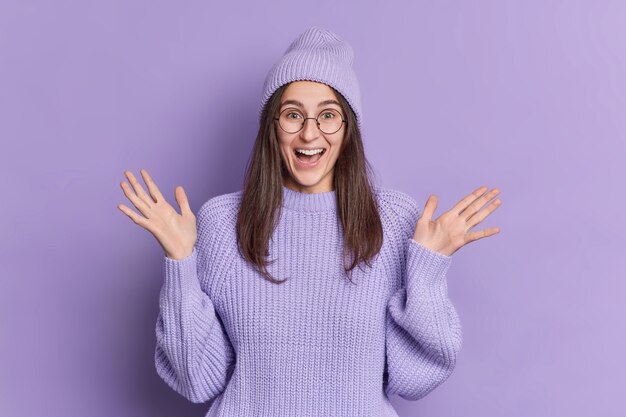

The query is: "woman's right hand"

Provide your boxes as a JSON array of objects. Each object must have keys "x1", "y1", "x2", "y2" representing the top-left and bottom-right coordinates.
[{"x1": 117, "y1": 169, "x2": 197, "y2": 260}]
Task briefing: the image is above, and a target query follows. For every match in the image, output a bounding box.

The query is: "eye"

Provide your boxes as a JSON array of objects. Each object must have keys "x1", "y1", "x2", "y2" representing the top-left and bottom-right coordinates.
[
  {"x1": 321, "y1": 112, "x2": 335, "y2": 119},
  {"x1": 286, "y1": 111, "x2": 303, "y2": 119}
]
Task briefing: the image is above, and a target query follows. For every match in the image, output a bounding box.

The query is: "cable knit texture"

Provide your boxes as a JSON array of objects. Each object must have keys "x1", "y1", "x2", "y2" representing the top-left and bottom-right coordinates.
[{"x1": 154, "y1": 185, "x2": 463, "y2": 416}]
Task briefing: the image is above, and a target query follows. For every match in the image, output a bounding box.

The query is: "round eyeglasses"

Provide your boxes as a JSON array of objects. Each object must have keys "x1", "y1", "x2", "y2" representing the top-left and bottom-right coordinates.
[{"x1": 274, "y1": 108, "x2": 346, "y2": 134}]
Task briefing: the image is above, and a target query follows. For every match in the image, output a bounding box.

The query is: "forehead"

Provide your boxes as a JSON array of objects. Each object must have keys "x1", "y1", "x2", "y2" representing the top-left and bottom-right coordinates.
[{"x1": 280, "y1": 80, "x2": 339, "y2": 106}]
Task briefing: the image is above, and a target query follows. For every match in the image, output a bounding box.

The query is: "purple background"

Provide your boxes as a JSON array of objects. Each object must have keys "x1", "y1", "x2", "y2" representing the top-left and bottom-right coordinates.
[{"x1": 1, "y1": 0, "x2": 624, "y2": 416}]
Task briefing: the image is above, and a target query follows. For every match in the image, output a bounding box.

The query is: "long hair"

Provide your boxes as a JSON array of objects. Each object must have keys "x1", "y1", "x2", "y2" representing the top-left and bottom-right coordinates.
[{"x1": 236, "y1": 83, "x2": 383, "y2": 284}]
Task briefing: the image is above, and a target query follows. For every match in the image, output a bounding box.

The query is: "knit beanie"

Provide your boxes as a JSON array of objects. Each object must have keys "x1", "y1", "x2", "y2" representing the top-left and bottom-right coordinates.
[{"x1": 258, "y1": 26, "x2": 363, "y2": 130}]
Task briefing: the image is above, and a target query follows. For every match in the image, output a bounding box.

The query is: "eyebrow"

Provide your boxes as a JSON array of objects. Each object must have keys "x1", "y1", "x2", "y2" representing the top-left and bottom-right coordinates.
[{"x1": 280, "y1": 99, "x2": 341, "y2": 109}]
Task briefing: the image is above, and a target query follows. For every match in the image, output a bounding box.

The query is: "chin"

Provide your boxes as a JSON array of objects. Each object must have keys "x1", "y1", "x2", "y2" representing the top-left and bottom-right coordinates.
[{"x1": 285, "y1": 169, "x2": 333, "y2": 191}]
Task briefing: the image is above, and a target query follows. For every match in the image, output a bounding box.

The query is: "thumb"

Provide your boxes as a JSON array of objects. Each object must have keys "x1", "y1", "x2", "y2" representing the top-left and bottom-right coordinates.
[
  {"x1": 420, "y1": 194, "x2": 437, "y2": 222},
  {"x1": 175, "y1": 186, "x2": 192, "y2": 216}
]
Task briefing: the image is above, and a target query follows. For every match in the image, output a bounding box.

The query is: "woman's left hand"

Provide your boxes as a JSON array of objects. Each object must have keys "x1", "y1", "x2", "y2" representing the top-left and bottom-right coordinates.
[{"x1": 412, "y1": 185, "x2": 502, "y2": 257}]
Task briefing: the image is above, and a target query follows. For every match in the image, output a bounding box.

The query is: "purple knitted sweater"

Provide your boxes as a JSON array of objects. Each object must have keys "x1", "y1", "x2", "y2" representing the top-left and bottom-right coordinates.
[{"x1": 155, "y1": 185, "x2": 462, "y2": 416}]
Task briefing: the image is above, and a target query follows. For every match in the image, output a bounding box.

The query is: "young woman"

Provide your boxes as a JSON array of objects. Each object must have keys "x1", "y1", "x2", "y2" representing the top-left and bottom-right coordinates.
[{"x1": 118, "y1": 26, "x2": 502, "y2": 416}]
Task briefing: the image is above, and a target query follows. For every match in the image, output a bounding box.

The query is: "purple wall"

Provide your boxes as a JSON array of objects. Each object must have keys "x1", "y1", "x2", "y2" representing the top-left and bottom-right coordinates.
[{"x1": 1, "y1": 0, "x2": 624, "y2": 416}]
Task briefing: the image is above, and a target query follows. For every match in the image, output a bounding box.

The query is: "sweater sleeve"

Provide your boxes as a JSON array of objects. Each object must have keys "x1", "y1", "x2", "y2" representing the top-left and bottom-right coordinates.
[
  {"x1": 154, "y1": 200, "x2": 236, "y2": 403},
  {"x1": 383, "y1": 192, "x2": 463, "y2": 401}
]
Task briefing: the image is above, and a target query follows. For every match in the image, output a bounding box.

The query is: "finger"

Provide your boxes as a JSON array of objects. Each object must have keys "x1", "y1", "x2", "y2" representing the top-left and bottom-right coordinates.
[
  {"x1": 459, "y1": 187, "x2": 500, "y2": 220},
  {"x1": 463, "y1": 226, "x2": 501, "y2": 244},
  {"x1": 140, "y1": 168, "x2": 166, "y2": 203},
  {"x1": 450, "y1": 185, "x2": 488, "y2": 215},
  {"x1": 117, "y1": 203, "x2": 152, "y2": 230},
  {"x1": 420, "y1": 194, "x2": 437, "y2": 222},
  {"x1": 175, "y1": 186, "x2": 192, "y2": 216},
  {"x1": 466, "y1": 198, "x2": 502, "y2": 230},
  {"x1": 120, "y1": 181, "x2": 152, "y2": 218},
  {"x1": 125, "y1": 170, "x2": 156, "y2": 206}
]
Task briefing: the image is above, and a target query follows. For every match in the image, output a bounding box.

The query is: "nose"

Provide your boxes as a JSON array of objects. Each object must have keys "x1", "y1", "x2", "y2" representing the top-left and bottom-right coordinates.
[{"x1": 300, "y1": 117, "x2": 320, "y2": 141}]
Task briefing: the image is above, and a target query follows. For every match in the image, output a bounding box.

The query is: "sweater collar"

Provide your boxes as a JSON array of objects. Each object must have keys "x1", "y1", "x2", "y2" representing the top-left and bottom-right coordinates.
[{"x1": 281, "y1": 184, "x2": 337, "y2": 212}]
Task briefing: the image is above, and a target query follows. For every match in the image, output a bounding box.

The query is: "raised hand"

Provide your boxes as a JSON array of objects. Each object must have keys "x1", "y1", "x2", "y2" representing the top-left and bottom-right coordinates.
[
  {"x1": 412, "y1": 186, "x2": 502, "y2": 257},
  {"x1": 117, "y1": 169, "x2": 197, "y2": 260}
]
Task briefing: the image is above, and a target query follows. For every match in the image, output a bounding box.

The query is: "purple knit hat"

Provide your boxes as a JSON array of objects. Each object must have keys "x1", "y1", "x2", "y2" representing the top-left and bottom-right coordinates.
[{"x1": 258, "y1": 26, "x2": 362, "y2": 130}]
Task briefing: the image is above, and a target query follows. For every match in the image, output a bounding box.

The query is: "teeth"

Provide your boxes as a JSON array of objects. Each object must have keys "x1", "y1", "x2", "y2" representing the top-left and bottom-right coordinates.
[{"x1": 295, "y1": 148, "x2": 324, "y2": 155}]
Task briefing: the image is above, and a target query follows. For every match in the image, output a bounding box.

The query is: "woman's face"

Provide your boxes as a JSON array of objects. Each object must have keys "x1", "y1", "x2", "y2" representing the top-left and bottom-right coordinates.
[{"x1": 276, "y1": 80, "x2": 346, "y2": 194}]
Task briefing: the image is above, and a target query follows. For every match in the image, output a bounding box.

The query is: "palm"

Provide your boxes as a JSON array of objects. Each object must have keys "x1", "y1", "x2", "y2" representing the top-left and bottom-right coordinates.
[
  {"x1": 413, "y1": 185, "x2": 502, "y2": 257},
  {"x1": 117, "y1": 169, "x2": 197, "y2": 260}
]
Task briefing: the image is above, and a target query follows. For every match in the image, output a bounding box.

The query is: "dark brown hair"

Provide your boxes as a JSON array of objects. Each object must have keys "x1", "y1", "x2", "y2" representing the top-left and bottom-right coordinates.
[{"x1": 236, "y1": 83, "x2": 383, "y2": 284}]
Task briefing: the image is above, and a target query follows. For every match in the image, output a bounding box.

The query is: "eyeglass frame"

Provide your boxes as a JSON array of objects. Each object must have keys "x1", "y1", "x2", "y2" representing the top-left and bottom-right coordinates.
[{"x1": 273, "y1": 107, "x2": 347, "y2": 134}]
